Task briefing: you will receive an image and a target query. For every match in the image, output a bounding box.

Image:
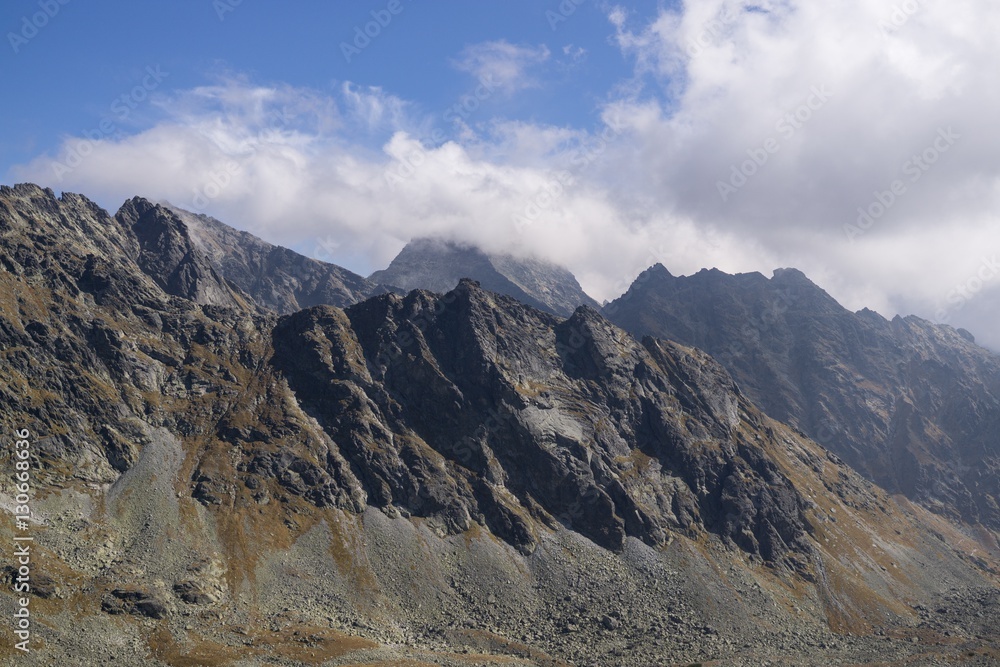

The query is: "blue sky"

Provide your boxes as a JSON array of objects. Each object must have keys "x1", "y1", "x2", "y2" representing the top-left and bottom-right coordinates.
[
  {"x1": 1, "y1": 1, "x2": 652, "y2": 168},
  {"x1": 3, "y1": 0, "x2": 1000, "y2": 348}
]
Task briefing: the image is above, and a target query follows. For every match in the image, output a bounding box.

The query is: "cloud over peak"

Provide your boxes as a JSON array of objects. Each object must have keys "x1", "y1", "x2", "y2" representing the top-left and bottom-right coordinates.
[{"x1": 10, "y1": 1, "x2": 1000, "y2": 348}]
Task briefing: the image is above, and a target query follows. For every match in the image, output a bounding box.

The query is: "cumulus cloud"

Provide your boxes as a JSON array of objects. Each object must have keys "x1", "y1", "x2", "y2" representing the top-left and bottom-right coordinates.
[
  {"x1": 11, "y1": 74, "x2": 756, "y2": 305},
  {"x1": 10, "y1": 0, "x2": 1000, "y2": 349},
  {"x1": 598, "y1": 0, "x2": 1000, "y2": 345}
]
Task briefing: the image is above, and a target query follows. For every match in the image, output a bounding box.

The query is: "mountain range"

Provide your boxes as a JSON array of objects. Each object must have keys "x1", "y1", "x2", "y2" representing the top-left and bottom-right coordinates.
[
  {"x1": 0, "y1": 183, "x2": 997, "y2": 666},
  {"x1": 603, "y1": 265, "x2": 1000, "y2": 534}
]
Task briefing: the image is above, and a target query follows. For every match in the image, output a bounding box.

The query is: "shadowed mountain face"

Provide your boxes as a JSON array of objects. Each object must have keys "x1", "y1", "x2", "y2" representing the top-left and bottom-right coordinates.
[
  {"x1": 369, "y1": 237, "x2": 602, "y2": 317},
  {"x1": 604, "y1": 264, "x2": 1000, "y2": 532},
  {"x1": 164, "y1": 205, "x2": 378, "y2": 313},
  {"x1": 0, "y1": 184, "x2": 998, "y2": 665},
  {"x1": 115, "y1": 198, "x2": 245, "y2": 309},
  {"x1": 275, "y1": 286, "x2": 816, "y2": 562}
]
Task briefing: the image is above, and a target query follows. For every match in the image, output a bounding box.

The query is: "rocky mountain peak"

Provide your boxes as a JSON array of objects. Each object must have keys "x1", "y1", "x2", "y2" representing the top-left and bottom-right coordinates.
[
  {"x1": 113, "y1": 198, "x2": 243, "y2": 308},
  {"x1": 771, "y1": 266, "x2": 810, "y2": 282},
  {"x1": 605, "y1": 263, "x2": 1000, "y2": 532},
  {"x1": 369, "y1": 236, "x2": 601, "y2": 317},
  {"x1": 115, "y1": 194, "x2": 159, "y2": 223},
  {"x1": 161, "y1": 204, "x2": 377, "y2": 313}
]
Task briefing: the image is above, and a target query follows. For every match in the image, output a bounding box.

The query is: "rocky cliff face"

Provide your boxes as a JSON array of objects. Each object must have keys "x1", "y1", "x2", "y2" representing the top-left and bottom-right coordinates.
[
  {"x1": 116, "y1": 197, "x2": 247, "y2": 309},
  {"x1": 165, "y1": 205, "x2": 378, "y2": 313},
  {"x1": 0, "y1": 184, "x2": 997, "y2": 666},
  {"x1": 604, "y1": 264, "x2": 1000, "y2": 533},
  {"x1": 369, "y1": 237, "x2": 602, "y2": 317},
  {"x1": 273, "y1": 285, "x2": 815, "y2": 563}
]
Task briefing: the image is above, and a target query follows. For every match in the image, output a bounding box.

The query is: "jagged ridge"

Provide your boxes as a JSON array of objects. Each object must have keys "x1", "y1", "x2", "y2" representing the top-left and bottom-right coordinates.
[
  {"x1": 605, "y1": 263, "x2": 1000, "y2": 531},
  {"x1": 1, "y1": 184, "x2": 998, "y2": 665}
]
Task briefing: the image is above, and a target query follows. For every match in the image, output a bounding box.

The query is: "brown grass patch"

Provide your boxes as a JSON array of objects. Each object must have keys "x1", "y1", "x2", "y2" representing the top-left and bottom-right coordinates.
[
  {"x1": 147, "y1": 625, "x2": 242, "y2": 667},
  {"x1": 146, "y1": 623, "x2": 376, "y2": 666}
]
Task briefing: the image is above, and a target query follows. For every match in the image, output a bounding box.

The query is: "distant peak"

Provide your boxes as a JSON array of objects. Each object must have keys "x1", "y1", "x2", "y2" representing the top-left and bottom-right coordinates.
[
  {"x1": 771, "y1": 267, "x2": 809, "y2": 280},
  {"x1": 371, "y1": 236, "x2": 600, "y2": 317},
  {"x1": 7, "y1": 182, "x2": 55, "y2": 197},
  {"x1": 407, "y1": 236, "x2": 479, "y2": 254},
  {"x1": 856, "y1": 307, "x2": 888, "y2": 323},
  {"x1": 115, "y1": 196, "x2": 162, "y2": 224},
  {"x1": 631, "y1": 264, "x2": 673, "y2": 283}
]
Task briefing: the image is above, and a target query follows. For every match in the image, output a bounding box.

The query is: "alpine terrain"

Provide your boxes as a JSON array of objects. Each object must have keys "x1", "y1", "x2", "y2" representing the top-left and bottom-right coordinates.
[
  {"x1": 604, "y1": 264, "x2": 1000, "y2": 536},
  {"x1": 0, "y1": 184, "x2": 997, "y2": 666}
]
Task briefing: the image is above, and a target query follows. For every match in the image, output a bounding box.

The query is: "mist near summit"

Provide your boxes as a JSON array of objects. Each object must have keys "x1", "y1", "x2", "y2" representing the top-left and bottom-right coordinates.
[{"x1": 9, "y1": 1, "x2": 1000, "y2": 347}]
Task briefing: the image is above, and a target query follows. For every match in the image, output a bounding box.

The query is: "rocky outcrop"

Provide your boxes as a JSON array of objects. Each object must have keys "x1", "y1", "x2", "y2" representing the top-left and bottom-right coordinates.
[
  {"x1": 101, "y1": 588, "x2": 168, "y2": 619},
  {"x1": 116, "y1": 197, "x2": 245, "y2": 308},
  {"x1": 604, "y1": 264, "x2": 1000, "y2": 531},
  {"x1": 166, "y1": 205, "x2": 377, "y2": 313},
  {"x1": 369, "y1": 237, "x2": 601, "y2": 317},
  {"x1": 272, "y1": 282, "x2": 811, "y2": 561}
]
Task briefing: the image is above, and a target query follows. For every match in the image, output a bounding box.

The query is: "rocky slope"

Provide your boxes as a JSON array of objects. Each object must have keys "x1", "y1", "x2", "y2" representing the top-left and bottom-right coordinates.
[
  {"x1": 165, "y1": 204, "x2": 379, "y2": 313},
  {"x1": 0, "y1": 184, "x2": 997, "y2": 666},
  {"x1": 369, "y1": 237, "x2": 601, "y2": 317},
  {"x1": 604, "y1": 264, "x2": 1000, "y2": 535}
]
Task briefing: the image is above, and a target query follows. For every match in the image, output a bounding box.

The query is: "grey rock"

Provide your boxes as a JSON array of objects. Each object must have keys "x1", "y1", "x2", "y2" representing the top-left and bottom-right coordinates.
[
  {"x1": 369, "y1": 237, "x2": 601, "y2": 317},
  {"x1": 166, "y1": 204, "x2": 379, "y2": 313},
  {"x1": 102, "y1": 589, "x2": 168, "y2": 619},
  {"x1": 605, "y1": 264, "x2": 1000, "y2": 531}
]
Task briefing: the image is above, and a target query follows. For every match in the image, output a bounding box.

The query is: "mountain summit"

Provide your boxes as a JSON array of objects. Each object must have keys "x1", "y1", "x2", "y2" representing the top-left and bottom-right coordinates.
[
  {"x1": 163, "y1": 204, "x2": 378, "y2": 313},
  {"x1": 605, "y1": 264, "x2": 1000, "y2": 533},
  {"x1": 369, "y1": 237, "x2": 601, "y2": 317}
]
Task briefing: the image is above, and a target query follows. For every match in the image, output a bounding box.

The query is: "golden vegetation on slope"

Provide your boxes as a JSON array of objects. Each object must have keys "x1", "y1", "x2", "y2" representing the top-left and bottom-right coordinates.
[{"x1": 146, "y1": 623, "x2": 377, "y2": 666}]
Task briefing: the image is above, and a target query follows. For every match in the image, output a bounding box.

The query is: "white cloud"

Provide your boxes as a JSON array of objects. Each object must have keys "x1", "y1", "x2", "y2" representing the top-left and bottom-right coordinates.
[
  {"x1": 11, "y1": 76, "x2": 753, "y2": 308},
  {"x1": 595, "y1": 0, "x2": 1000, "y2": 346},
  {"x1": 10, "y1": 1, "x2": 1000, "y2": 349},
  {"x1": 340, "y1": 82, "x2": 411, "y2": 132},
  {"x1": 452, "y1": 40, "x2": 551, "y2": 92},
  {"x1": 562, "y1": 44, "x2": 587, "y2": 62}
]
